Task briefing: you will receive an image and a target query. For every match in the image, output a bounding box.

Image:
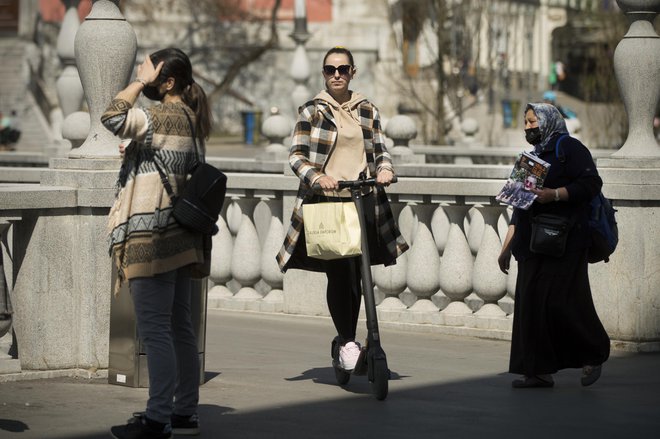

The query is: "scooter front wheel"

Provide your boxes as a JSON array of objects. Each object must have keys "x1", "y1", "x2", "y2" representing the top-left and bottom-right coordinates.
[{"x1": 371, "y1": 358, "x2": 389, "y2": 400}]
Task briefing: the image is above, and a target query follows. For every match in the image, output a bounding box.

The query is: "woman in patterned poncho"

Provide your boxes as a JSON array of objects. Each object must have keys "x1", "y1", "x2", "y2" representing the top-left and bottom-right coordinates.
[{"x1": 102, "y1": 48, "x2": 211, "y2": 439}]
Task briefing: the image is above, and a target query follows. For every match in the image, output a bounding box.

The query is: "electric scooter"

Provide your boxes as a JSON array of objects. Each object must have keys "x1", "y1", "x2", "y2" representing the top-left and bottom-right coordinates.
[{"x1": 317, "y1": 174, "x2": 396, "y2": 401}]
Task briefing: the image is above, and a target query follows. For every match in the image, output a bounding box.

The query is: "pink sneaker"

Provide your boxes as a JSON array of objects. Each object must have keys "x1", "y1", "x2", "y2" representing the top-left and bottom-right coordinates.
[{"x1": 339, "y1": 341, "x2": 361, "y2": 371}]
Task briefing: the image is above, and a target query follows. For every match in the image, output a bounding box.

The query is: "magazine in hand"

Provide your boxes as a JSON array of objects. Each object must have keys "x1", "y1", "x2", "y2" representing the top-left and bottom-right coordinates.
[{"x1": 496, "y1": 151, "x2": 550, "y2": 210}]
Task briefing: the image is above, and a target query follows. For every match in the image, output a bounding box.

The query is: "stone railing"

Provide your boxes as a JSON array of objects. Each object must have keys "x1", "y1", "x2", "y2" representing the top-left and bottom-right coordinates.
[{"x1": 206, "y1": 170, "x2": 517, "y2": 340}]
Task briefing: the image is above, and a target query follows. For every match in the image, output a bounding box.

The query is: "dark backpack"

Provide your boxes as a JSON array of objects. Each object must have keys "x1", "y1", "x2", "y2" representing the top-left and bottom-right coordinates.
[
  {"x1": 555, "y1": 135, "x2": 618, "y2": 263},
  {"x1": 587, "y1": 192, "x2": 618, "y2": 263}
]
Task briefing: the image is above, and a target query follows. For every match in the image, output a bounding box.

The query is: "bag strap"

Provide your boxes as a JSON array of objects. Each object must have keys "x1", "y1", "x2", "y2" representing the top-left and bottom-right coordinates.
[
  {"x1": 554, "y1": 134, "x2": 570, "y2": 163},
  {"x1": 152, "y1": 107, "x2": 201, "y2": 204}
]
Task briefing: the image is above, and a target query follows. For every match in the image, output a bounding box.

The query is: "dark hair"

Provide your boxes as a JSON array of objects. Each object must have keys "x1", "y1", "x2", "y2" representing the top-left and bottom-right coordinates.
[
  {"x1": 150, "y1": 48, "x2": 212, "y2": 141},
  {"x1": 322, "y1": 46, "x2": 355, "y2": 67}
]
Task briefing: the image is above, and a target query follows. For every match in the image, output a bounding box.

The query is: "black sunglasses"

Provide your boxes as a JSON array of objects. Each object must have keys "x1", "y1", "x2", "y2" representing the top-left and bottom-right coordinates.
[{"x1": 323, "y1": 64, "x2": 352, "y2": 76}]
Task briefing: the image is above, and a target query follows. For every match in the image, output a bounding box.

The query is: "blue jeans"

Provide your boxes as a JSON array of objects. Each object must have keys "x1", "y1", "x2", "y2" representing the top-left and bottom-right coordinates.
[{"x1": 129, "y1": 268, "x2": 199, "y2": 424}]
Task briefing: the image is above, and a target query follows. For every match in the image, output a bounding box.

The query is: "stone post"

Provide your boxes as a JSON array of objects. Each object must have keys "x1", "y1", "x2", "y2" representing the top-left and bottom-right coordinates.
[
  {"x1": 589, "y1": 0, "x2": 660, "y2": 351},
  {"x1": 70, "y1": 0, "x2": 137, "y2": 158},
  {"x1": 56, "y1": 0, "x2": 84, "y2": 119},
  {"x1": 612, "y1": 0, "x2": 660, "y2": 158},
  {"x1": 289, "y1": 0, "x2": 311, "y2": 113},
  {"x1": 261, "y1": 107, "x2": 292, "y2": 161},
  {"x1": 384, "y1": 115, "x2": 424, "y2": 164},
  {"x1": 51, "y1": 0, "x2": 85, "y2": 157}
]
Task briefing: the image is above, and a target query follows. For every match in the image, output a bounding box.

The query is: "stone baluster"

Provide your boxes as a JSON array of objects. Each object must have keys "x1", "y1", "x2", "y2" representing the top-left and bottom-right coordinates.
[
  {"x1": 56, "y1": 0, "x2": 84, "y2": 118},
  {"x1": 385, "y1": 115, "x2": 424, "y2": 165},
  {"x1": 497, "y1": 207, "x2": 516, "y2": 316},
  {"x1": 53, "y1": 0, "x2": 86, "y2": 157},
  {"x1": 254, "y1": 196, "x2": 285, "y2": 313},
  {"x1": 438, "y1": 203, "x2": 474, "y2": 326},
  {"x1": 612, "y1": 0, "x2": 660, "y2": 158},
  {"x1": 226, "y1": 196, "x2": 262, "y2": 310},
  {"x1": 470, "y1": 205, "x2": 509, "y2": 329},
  {"x1": 403, "y1": 203, "x2": 441, "y2": 323},
  {"x1": 373, "y1": 201, "x2": 409, "y2": 321},
  {"x1": 207, "y1": 214, "x2": 233, "y2": 308},
  {"x1": 71, "y1": 0, "x2": 137, "y2": 158},
  {"x1": 290, "y1": 0, "x2": 311, "y2": 113},
  {"x1": 260, "y1": 108, "x2": 292, "y2": 162},
  {"x1": 429, "y1": 203, "x2": 451, "y2": 311},
  {"x1": 464, "y1": 205, "x2": 485, "y2": 312}
]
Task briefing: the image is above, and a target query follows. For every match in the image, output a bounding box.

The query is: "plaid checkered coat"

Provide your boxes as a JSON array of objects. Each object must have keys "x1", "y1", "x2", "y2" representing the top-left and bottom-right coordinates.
[{"x1": 276, "y1": 96, "x2": 409, "y2": 272}]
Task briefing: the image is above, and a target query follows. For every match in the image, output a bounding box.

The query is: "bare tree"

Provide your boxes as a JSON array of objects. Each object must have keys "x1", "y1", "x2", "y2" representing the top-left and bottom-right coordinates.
[
  {"x1": 387, "y1": 0, "x2": 491, "y2": 144},
  {"x1": 127, "y1": 0, "x2": 282, "y2": 105}
]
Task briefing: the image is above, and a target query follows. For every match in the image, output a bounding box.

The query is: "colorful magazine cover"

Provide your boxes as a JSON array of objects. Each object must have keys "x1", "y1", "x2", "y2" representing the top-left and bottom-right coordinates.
[{"x1": 496, "y1": 151, "x2": 551, "y2": 210}]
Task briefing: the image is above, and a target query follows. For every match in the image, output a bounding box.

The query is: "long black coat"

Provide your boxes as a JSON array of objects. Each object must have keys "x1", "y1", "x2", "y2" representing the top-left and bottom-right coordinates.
[{"x1": 509, "y1": 133, "x2": 610, "y2": 376}]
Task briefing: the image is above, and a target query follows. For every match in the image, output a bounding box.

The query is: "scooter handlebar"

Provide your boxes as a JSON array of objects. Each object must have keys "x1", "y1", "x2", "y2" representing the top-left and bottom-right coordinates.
[{"x1": 311, "y1": 175, "x2": 398, "y2": 191}]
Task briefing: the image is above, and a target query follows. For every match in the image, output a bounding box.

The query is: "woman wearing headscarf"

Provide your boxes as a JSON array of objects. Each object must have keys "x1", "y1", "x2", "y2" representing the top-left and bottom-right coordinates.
[{"x1": 498, "y1": 103, "x2": 610, "y2": 388}]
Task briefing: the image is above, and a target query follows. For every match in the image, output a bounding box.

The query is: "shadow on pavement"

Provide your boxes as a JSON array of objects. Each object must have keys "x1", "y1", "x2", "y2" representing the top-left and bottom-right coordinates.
[{"x1": 51, "y1": 352, "x2": 660, "y2": 439}]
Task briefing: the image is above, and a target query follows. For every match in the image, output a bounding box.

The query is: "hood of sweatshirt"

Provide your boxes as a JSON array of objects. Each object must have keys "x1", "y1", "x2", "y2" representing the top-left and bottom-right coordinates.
[{"x1": 315, "y1": 90, "x2": 367, "y2": 124}]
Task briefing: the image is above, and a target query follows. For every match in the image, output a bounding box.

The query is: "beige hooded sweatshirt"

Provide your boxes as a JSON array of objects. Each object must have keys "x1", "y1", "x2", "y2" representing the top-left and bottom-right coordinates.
[{"x1": 316, "y1": 90, "x2": 370, "y2": 197}]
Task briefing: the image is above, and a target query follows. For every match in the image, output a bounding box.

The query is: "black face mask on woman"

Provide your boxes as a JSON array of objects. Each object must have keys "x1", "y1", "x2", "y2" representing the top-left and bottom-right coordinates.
[
  {"x1": 142, "y1": 84, "x2": 165, "y2": 101},
  {"x1": 525, "y1": 127, "x2": 542, "y2": 145}
]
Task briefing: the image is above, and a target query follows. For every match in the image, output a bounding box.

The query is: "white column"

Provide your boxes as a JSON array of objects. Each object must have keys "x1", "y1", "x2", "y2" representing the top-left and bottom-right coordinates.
[
  {"x1": 404, "y1": 204, "x2": 441, "y2": 323},
  {"x1": 70, "y1": 0, "x2": 137, "y2": 158},
  {"x1": 255, "y1": 197, "x2": 285, "y2": 313},
  {"x1": 438, "y1": 204, "x2": 474, "y2": 325},
  {"x1": 471, "y1": 205, "x2": 509, "y2": 329},
  {"x1": 612, "y1": 0, "x2": 660, "y2": 158}
]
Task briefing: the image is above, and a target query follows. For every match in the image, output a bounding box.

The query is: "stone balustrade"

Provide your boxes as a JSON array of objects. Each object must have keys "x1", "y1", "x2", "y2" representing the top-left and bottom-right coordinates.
[{"x1": 204, "y1": 171, "x2": 515, "y2": 339}]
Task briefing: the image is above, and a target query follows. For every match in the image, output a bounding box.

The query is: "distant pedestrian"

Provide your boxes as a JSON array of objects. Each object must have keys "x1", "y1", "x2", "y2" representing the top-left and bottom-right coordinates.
[
  {"x1": 102, "y1": 47, "x2": 212, "y2": 439},
  {"x1": 498, "y1": 103, "x2": 610, "y2": 389},
  {"x1": 0, "y1": 110, "x2": 20, "y2": 150}
]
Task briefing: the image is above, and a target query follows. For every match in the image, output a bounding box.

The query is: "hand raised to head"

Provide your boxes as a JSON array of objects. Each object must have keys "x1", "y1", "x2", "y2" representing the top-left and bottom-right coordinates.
[{"x1": 136, "y1": 56, "x2": 164, "y2": 85}]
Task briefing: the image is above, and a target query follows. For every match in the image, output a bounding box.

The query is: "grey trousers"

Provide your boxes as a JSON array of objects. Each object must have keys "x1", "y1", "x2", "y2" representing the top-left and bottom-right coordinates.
[{"x1": 129, "y1": 267, "x2": 199, "y2": 424}]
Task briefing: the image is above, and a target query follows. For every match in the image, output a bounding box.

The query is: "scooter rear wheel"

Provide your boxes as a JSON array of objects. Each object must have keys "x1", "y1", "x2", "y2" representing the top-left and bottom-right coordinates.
[
  {"x1": 371, "y1": 358, "x2": 389, "y2": 400},
  {"x1": 334, "y1": 367, "x2": 351, "y2": 385}
]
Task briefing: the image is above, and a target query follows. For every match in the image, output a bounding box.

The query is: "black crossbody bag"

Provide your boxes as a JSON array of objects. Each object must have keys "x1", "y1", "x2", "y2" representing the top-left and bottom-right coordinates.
[
  {"x1": 153, "y1": 110, "x2": 227, "y2": 236},
  {"x1": 529, "y1": 213, "x2": 574, "y2": 257}
]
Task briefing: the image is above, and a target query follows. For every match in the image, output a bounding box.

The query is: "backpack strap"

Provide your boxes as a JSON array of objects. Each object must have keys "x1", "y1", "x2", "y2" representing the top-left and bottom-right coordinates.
[
  {"x1": 153, "y1": 108, "x2": 199, "y2": 205},
  {"x1": 554, "y1": 134, "x2": 570, "y2": 163}
]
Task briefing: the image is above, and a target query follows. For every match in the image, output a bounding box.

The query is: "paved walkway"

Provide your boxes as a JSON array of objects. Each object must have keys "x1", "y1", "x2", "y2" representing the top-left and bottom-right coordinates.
[{"x1": 1, "y1": 310, "x2": 659, "y2": 439}]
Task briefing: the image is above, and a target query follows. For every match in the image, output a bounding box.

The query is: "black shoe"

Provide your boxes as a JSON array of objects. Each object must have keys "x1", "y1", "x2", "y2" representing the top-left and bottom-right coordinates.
[
  {"x1": 512, "y1": 375, "x2": 554, "y2": 388},
  {"x1": 110, "y1": 413, "x2": 172, "y2": 439},
  {"x1": 581, "y1": 364, "x2": 602, "y2": 387},
  {"x1": 171, "y1": 413, "x2": 200, "y2": 436}
]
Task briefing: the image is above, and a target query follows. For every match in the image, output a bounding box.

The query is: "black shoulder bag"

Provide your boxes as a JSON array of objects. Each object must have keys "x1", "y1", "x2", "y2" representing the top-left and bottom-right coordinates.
[
  {"x1": 153, "y1": 110, "x2": 227, "y2": 236},
  {"x1": 529, "y1": 213, "x2": 574, "y2": 257}
]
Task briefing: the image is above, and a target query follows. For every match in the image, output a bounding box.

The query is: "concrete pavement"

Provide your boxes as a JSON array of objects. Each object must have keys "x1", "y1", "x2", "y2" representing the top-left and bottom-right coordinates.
[{"x1": 0, "y1": 309, "x2": 659, "y2": 439}]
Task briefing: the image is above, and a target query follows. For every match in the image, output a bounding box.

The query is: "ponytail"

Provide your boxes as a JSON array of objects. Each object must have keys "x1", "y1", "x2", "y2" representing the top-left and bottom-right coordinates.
[{"x1": 183, "y1": 81, "x2": 213, "y2": 142}]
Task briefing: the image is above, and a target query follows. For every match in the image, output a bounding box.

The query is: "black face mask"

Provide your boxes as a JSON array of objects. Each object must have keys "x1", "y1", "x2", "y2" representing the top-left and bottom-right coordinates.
[
  {"x1": 143, "y1": 84, "x2": 165, "y2": 101},
  {"x1": 525, "y1": 127, "x2": 542, "y2": 145}
]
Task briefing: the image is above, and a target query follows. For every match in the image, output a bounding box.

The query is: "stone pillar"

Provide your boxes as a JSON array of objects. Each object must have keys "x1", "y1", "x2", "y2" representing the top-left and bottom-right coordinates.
[
  {"x1": 70, "y1": 0, "x2": 137, "y2": 158},
  {"x1": 56, "y1": 0, "x2": 84, "y2": 119},
  {"x1": 290, "y1": 0, "x2": 311, "y2": 113},
  {"x1": 612, "y1": 0, "x2": 660, "y2": 159},
  {"x1": 261, "y1": 108, "x2": 292, "y2": 162},
  {"x1": 45, "y1": 0, "x2": 85, "y2": 157},
  {"x1": 590, "y1": 0, "x2": 660, "y2": 351}
]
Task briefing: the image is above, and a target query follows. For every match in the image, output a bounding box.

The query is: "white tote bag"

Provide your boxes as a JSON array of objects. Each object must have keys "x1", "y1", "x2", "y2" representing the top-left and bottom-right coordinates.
[{"x1": 303, "y1": 201, "x2": 362, "y2": 260}]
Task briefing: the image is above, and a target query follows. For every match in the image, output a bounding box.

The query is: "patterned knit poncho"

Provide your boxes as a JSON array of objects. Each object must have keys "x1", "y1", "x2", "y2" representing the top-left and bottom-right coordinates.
[{"x1": 102, "y1": 99, "x2": 210, "y2": 294}]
